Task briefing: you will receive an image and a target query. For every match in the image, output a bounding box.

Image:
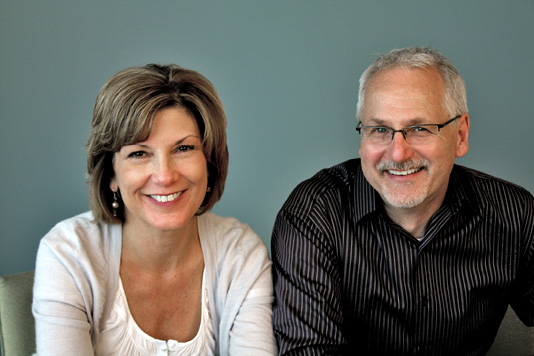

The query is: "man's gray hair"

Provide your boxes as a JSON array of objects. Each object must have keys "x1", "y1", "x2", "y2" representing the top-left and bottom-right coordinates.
[{"x1": 356, "y1": 47, "x2": 468, "y2": 120}]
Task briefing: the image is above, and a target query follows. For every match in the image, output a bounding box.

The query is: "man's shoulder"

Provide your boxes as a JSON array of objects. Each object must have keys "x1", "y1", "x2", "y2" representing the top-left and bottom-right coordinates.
[
  {"x1": 294, "y1": 158, "x2": 359, "y2": 192},
  {"x1": 454, "y1": 165, "x2": 534, "y2": 205},
  {"x1": 281, "y1": 159, "x2": 362, "y2": 213}
]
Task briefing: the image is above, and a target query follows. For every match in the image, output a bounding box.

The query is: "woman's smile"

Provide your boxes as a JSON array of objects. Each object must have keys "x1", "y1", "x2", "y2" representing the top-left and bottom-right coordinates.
[
  {"x1": 111, "y1": 106, "x2": 209, "y2": 234},
  {"x1": 149, "y1": 192, "x2": 182, "y2": 203}
]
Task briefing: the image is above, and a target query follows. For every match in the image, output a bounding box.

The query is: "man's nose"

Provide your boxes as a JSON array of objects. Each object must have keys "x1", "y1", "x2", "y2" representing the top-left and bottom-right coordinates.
[{"x1": 388, "y1": 130, "x2": 414, "y2": 161}]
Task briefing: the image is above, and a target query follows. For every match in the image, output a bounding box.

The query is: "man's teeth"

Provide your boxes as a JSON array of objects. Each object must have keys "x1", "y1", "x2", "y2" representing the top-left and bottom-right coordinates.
[
  {"x1": 151, "y1": 192, "x2": 181, "y2": 202},
  {"x1": 388, "y1": 168, "x2": 422, "y2": 176}
]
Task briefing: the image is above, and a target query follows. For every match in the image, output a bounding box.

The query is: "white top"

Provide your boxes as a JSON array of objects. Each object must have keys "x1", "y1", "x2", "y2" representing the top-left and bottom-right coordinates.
[
  {"x1": 95, "y1": 271, "x2": 215, "y2": 356},
  {"x1": 33, "y1": 211, "x2": 277, "y2": 356}
]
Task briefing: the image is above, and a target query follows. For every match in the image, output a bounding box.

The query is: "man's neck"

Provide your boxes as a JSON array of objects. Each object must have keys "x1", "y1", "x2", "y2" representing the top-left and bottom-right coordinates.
[{"x1": 383, "y1": 196, "x2": 445, "y2": 239}]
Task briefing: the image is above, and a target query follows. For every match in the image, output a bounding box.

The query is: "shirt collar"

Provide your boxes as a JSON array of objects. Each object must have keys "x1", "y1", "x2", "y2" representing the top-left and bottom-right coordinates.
[
  {"x1": 352, "y1": 163, "x2": 382, "y2": 223},
  {"x1": 446, "y1": 165, "x2": 478, "y2": 215}
]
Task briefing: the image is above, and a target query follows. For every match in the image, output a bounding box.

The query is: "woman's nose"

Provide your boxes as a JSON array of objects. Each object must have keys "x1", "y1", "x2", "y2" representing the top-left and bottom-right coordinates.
[{"x1": 152, "y1": 156, "x2": 178, "y2": 185}]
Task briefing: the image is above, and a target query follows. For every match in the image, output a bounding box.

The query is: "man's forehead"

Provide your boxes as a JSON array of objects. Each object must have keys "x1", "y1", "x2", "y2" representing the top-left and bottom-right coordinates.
[
  {"x1": 362, "y1": 67, "x2": 447, "y2": 121},
  {"x1": 367, "y1": 66, "x2": 444, "y2": 89}
]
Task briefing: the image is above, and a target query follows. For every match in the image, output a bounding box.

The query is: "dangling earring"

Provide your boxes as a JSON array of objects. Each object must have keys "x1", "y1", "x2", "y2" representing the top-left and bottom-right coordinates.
[
  {"x1": 206, "y1": 186, "x2": 212, "y2": 193},
  {"x1": 112, "y1": 190, "x2": 119, "y2": 217}
]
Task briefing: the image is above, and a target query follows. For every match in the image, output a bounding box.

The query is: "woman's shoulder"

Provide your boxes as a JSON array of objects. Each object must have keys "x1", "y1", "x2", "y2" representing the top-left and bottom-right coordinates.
[
  {"x1": 199, "y1": 212, "x2": 265, "y2": 248},
  {"x1": 46, "y1": 211, "x2": 98, "y2": 234},
  {"x1": 198, "y1": 212, "x2": 270, "y2": 267},
  {"x1": 38, "y1": 211, "x2": 122, "y2": 264},
  {"x1": 34, "y1": 212, "x2": 122, "y2": 333},
  {"x1": 198, "y1": 212, "x2": 272, "y2": 300}
]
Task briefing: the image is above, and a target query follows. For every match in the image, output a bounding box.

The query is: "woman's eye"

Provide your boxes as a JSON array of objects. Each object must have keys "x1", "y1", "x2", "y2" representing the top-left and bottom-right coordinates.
[
  {"x1": 176, "y1": 145, "x2": 195, "y2": 152},
  {"x1": 128, "y1": 151, "x2": 146, "y2": 158}
]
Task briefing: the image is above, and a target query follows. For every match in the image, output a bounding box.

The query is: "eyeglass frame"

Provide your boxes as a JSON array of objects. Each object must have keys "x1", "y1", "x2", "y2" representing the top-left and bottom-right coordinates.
[{"x1": 355, "y1": 115, "x2": 461, "y2": 143}]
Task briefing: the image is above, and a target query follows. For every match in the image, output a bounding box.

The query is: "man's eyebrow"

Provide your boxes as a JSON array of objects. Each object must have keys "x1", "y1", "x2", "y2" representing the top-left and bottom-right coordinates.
[
  {"x1": 404, "y1": 118, "x2": 428, "y2": 125},
  {"x1": 366, "y1": 117, "x2": 428, "y2": 126},
  {"x1": 366, "y1": 118, "x2": 388, "y2": 126}
]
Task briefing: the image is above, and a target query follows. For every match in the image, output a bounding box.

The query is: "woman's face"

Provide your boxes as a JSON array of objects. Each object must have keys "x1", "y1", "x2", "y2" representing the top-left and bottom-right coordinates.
[{"x1": 110, "y1": 107, "x2": 208, "y2": 235}]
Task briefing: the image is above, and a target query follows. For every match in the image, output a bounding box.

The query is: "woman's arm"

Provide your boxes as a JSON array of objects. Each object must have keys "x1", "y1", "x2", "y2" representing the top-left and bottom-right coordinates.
[
  {"x1": 32, "y1": 221, "x2": 101, "y2": 356},
  {"x1": 210, "y1": 216, "x2": 277, "y2": 356},
  {"x1": 228, "y1": 257, "x2": 276, "y2": 355}
]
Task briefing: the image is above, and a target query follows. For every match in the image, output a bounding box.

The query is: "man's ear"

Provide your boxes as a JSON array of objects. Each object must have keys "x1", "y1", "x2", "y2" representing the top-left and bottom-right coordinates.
[{"x1": 456, "y1": 113, "x2": 470, "y2": 158}]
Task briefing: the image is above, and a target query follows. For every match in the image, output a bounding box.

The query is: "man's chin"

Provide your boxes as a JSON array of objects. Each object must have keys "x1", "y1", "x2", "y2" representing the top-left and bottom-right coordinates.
[{"x1": 381, "y1": 190, "x2": 427, "y2": 209}]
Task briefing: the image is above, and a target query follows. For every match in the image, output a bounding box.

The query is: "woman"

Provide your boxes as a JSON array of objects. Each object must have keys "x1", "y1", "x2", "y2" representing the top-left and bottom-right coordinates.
[{"x1": 32, "y1": 64, "x2": 276, "y2": 355}]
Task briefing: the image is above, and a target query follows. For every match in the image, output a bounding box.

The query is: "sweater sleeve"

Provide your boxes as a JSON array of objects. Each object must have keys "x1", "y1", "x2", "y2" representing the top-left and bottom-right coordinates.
[
  {"x1": 200, "y1": 213, "x2": 277, "y2": 356},
  {"x1": 33, "y1": 236, "x2": 94, "y2": 355},
  {"x1": 226, "y1": 232, "x2": 276, "y2": 356},
  {"x1": 32, "y1": 213, "x2": 119, "y2": 356}
]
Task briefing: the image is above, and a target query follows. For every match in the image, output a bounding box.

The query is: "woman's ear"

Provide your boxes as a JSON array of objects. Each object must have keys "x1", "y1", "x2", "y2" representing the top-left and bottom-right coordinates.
[{"x1": 110, "y1": 178, "x2": 118, "y2": 192}]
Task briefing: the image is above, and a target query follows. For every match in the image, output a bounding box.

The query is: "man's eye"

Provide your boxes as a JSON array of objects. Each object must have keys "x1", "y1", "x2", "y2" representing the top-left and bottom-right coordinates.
[
  {"x1": 372, "y1": 127, "x2": 390, "y2": 134},
  {"x1": 411, "y1": 126, "x2": 431, "y2": 133}
]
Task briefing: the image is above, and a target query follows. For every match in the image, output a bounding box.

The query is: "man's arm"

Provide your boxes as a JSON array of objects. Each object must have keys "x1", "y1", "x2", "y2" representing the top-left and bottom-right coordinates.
[
  {"x1": 510, "y1": 191, "x2": 534, "y2": 326},
  {"x1": 271, "y1": 208, "x2": 348, "y2": 356}
]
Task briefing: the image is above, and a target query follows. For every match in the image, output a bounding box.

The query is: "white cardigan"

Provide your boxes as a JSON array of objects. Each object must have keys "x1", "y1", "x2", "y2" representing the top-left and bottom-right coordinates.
[{"x1": 33, "y1": 211, "x2": 276, "y2": 355}]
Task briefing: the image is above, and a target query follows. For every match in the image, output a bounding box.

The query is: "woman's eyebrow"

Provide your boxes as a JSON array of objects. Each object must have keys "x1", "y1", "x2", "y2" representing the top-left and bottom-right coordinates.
[
  {"x1": 174, "y1": 135, "x2": 201, "y2": 145},
  {"x1": 132, "y1": 134, "x2": 201, "y2": 148}
]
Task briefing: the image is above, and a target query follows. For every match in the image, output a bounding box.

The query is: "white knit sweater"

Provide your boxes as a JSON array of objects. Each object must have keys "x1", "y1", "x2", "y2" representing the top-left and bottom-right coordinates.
[{"x1": 33, "y1": 211, "x2": 276, "y2": 356}]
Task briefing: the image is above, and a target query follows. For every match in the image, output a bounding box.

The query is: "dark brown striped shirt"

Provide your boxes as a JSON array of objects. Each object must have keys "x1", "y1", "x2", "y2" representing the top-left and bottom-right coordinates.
[{"x1": 272, "y1": 159, "x2": 534, "y2": 356}]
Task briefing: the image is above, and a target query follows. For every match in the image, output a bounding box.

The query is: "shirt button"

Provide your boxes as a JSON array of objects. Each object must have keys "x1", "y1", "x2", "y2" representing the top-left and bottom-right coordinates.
[{"x1": 421, "y1": 296, "x2": 429, "y2": 307}]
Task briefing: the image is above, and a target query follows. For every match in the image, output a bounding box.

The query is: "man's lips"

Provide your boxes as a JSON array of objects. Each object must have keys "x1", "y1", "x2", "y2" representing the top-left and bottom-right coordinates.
[{"x1": 387, "y1": 167, "x2": 423, "y2": 176}]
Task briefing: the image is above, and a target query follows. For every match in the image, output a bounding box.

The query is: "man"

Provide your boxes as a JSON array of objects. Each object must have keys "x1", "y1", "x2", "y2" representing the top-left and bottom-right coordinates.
[{"x1": 271, "y1": 47, "x2": 534, "y2": 355}]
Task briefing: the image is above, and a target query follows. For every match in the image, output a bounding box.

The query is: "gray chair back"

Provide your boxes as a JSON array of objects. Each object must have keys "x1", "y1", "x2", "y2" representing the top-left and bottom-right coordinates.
[
  {"x1": 0, "y1": 271, "x2": 36, "y2": 356},
  {"x1": 487, "y1": 305, "x2": 534, "y2": 356}
]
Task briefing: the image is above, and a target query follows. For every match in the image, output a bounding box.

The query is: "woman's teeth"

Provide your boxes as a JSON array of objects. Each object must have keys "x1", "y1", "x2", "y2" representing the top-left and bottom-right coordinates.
[{"x1": 150, "y1": 192, "x2": 181, "y2": 202}]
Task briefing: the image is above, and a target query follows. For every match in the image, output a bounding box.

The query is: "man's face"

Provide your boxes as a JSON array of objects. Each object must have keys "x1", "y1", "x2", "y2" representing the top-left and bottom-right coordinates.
[{"x1": 359, "y1": 67, "x2": 469, "y2": 213}]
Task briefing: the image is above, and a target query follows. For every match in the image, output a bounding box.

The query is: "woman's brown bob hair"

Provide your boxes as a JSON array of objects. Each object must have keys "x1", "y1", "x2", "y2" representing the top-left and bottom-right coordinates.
[{"x1": 87, "y1": 64, "x2": 228, "y2": 223}]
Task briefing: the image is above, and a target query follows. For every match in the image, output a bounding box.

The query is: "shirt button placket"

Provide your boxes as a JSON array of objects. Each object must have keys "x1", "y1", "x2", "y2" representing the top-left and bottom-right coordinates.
[
  {"x1": 157, "y1": 340, "x2": 168, "y2": 356},
  {"x1": 421, "y1": 295, "x2": 429, "y2": 308}
]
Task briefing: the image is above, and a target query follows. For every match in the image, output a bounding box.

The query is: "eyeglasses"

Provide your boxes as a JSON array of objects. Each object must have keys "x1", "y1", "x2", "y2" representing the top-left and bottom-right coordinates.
[{"x1": 355, "y1": 115, "x2": 461, "y2": 145}]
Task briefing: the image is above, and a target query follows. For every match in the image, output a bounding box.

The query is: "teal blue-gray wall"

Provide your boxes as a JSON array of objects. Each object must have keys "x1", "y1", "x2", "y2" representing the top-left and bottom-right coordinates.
[{"x1": 1, "y1": 1, "x2": 533, "y2": 276}]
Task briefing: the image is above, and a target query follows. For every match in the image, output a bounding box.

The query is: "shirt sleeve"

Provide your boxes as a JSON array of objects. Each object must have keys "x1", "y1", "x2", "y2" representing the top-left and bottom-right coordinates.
[
  {"x1": 510, "y1": 191, "x2": 534, "y2": 326},
  {"x1": 32, "y1": 229, "x2": 95, "y2": 356},
  {"x1": 271, "y1": 206, "x2": 349, "y2": 356}
]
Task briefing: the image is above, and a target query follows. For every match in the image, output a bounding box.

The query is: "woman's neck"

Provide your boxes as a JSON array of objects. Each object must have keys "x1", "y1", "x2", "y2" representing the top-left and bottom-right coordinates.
[{"x1": 120, "y1": 216, "x2": 202, "y2": 274}]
